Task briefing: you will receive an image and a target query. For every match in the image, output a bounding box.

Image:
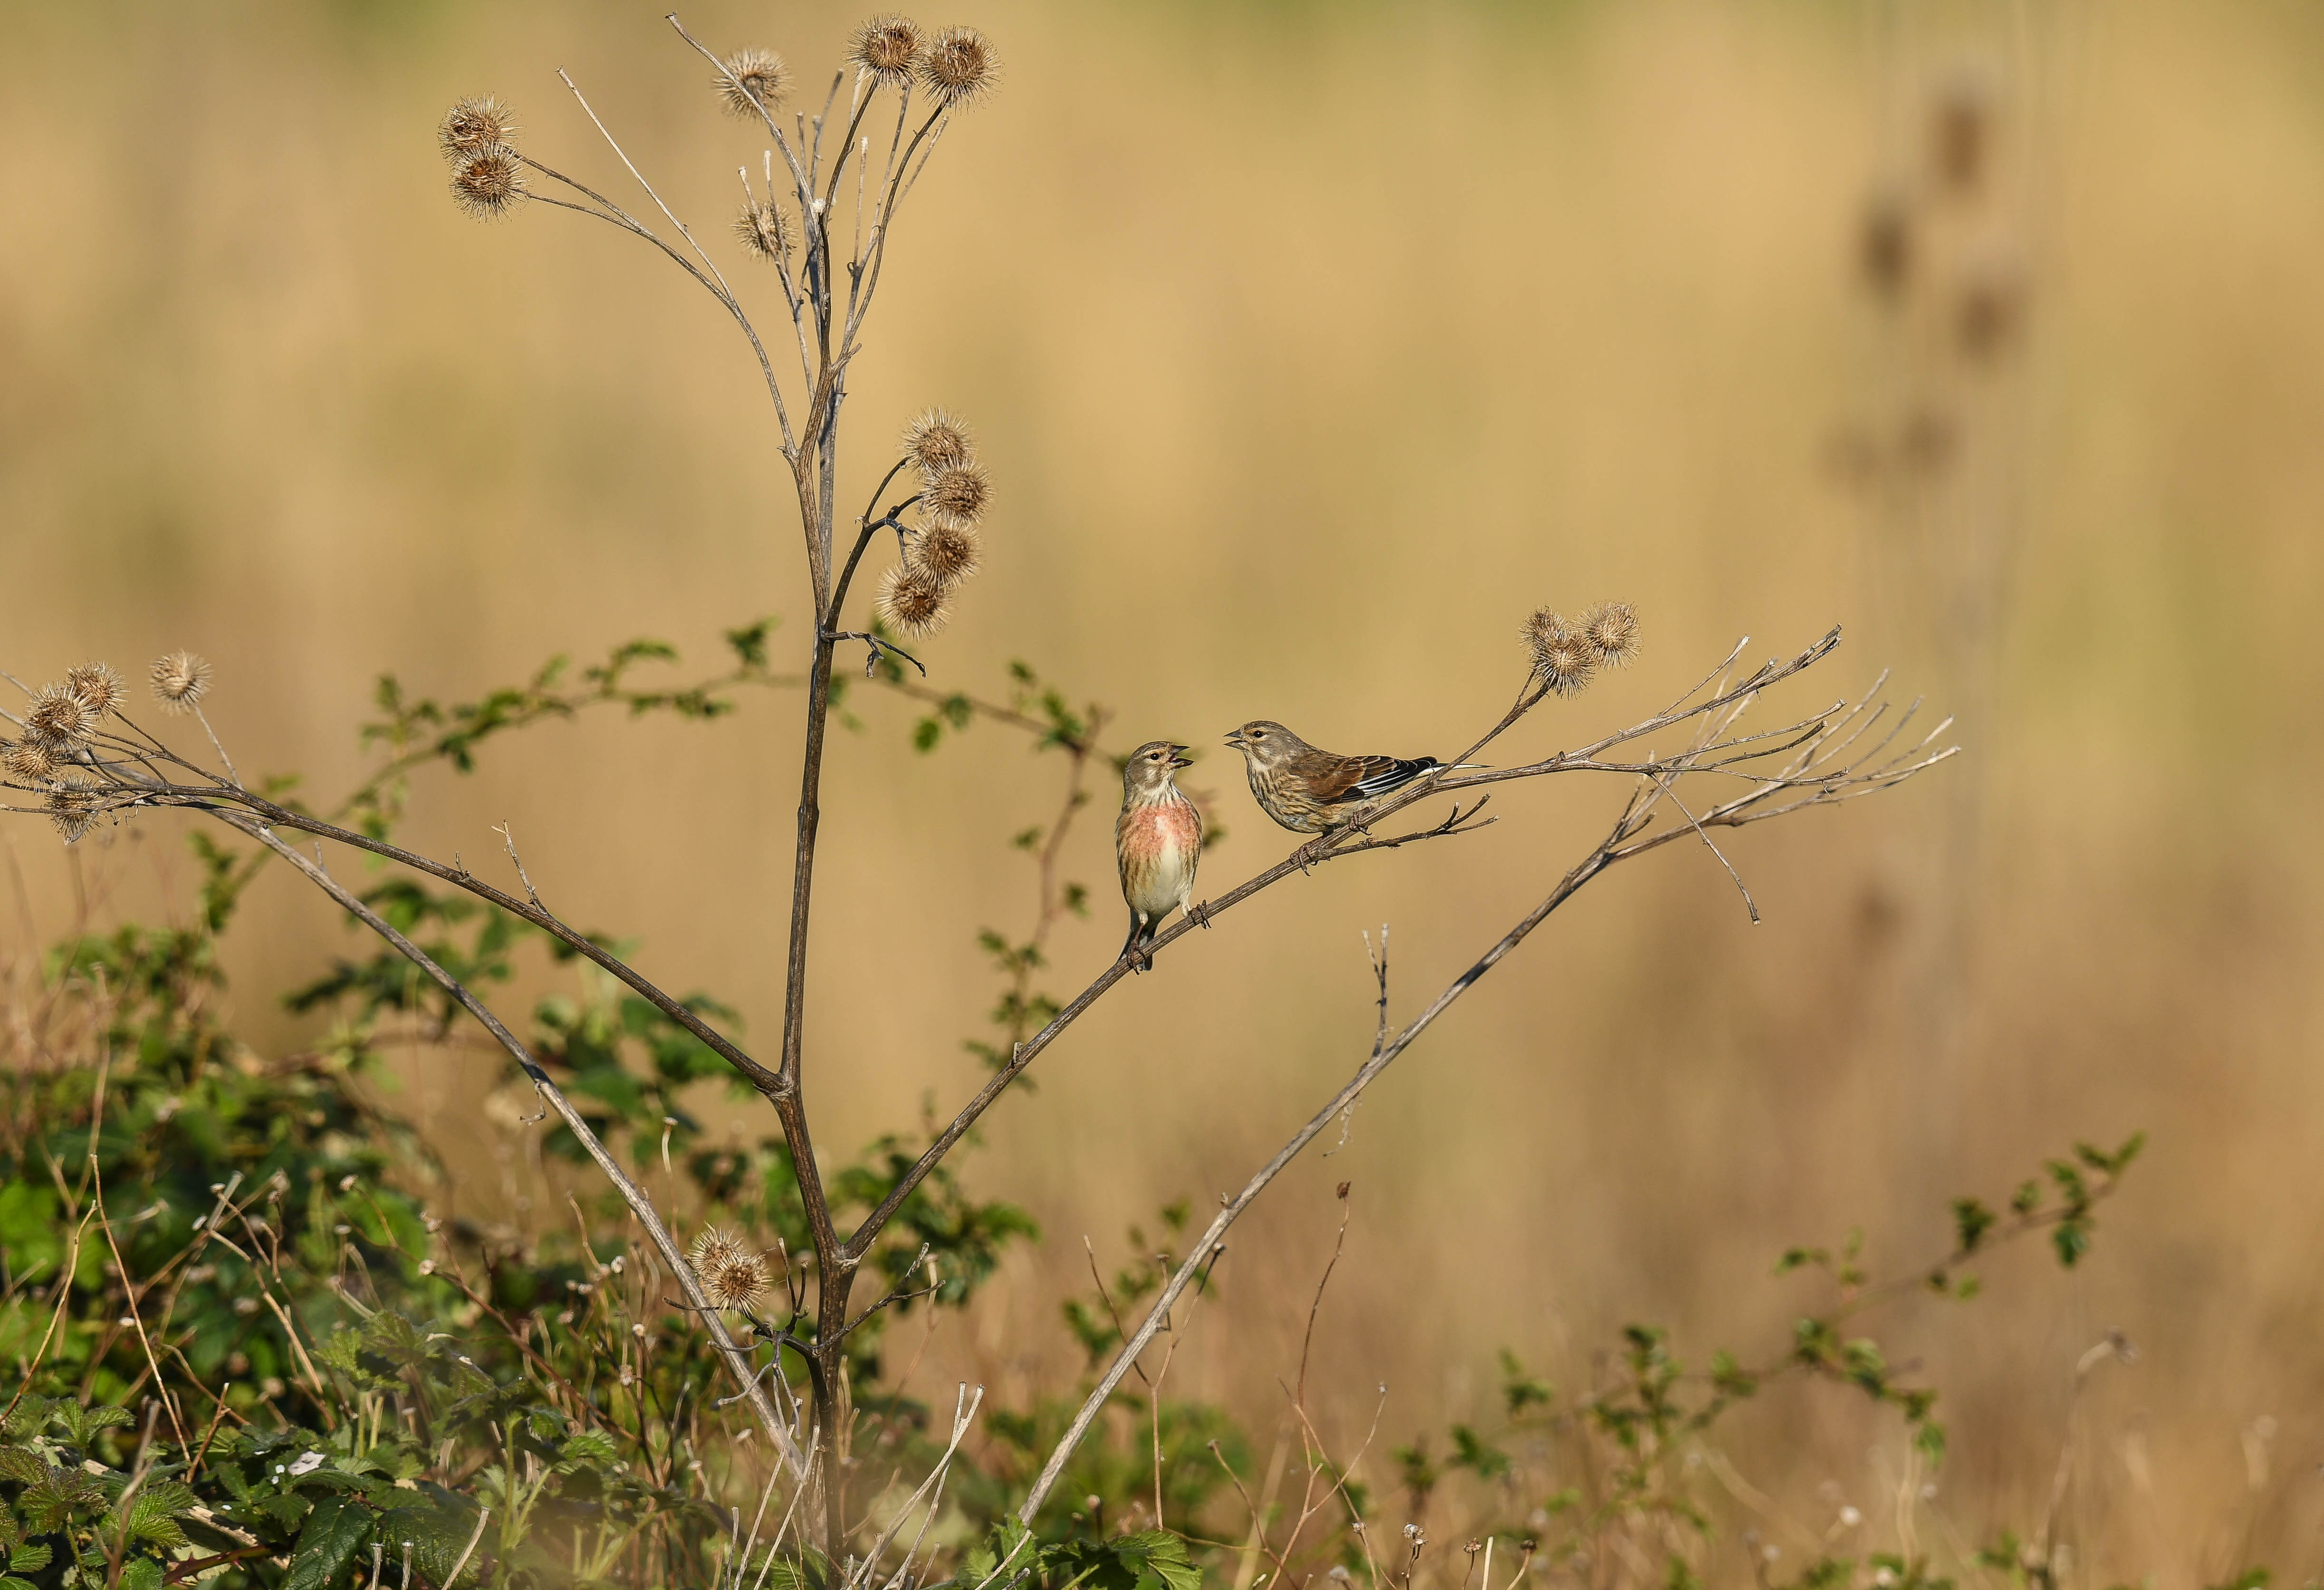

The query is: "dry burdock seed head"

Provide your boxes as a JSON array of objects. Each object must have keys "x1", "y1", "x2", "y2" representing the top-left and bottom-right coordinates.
[
  {"x1": 910, "y1": 520, "x2": 981, "y2": 586},
  {"x1": 917, "y1": 25, "x2": 997, "y2": 107},
  {"x1": 450, "y1": 145, "x2": 525, "y2": 220},
  {"x1": 1, "y1": 740, "x2": 57, "y2": 783},
  {"x1": 847, "y1": 14, "x2": 922, "y2": 87},
  {"x1": 734, "y1": 198, "x2": 797, "y2": 261},
  {"x1": 150, "y1": 651, "x2": 213, "y2": 714},
  {"x1": 1522, "y1": 608, "x2": 1596, "y2": 697},
  {"x1": 922, "y1": 461, "x2": 991, "y2": 530},
  {"x1": 66, "y1": 662, "x2": 125, "y2": 717},
  {"x1": 1954, "y1": 257, "x2": 2025, "y2": 363},
  {"x1": 45, "y1": 774, "x2": 103, "y2": 844},
  {"x1": 718, "y1": 48, "x2": 792, "y2": 118},
  {"x1": 689, "y1": 1225, "x2": 744, "y2": 1272},
  {"x1": 687, "y1": 1226, "x2": 768, "y2": 1311},
  {"x1": 438, "y1": 95, "x2": 518, "y2": 162},
  {"x1": 26, "y1": 684, "x2": 95, "y2": 747},
  {"x1": 707, "y1": 1252, "x2": 769, "y2": 1311},
  {"x1": 877, "y1": 562, "x2": 952, "y2": 638},
  {"x1": 1930, "y1": 67, "x2": 1995, "y2": 194},
  {"x1": 1577, "y1": 601, "x2": 1641, "y2": 668},
  {"x1": 903, "y1": 407, "x2": 973, "y2": 475}
]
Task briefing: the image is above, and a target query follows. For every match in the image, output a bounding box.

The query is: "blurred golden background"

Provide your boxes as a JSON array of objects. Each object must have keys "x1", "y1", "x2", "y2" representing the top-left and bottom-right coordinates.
[{"x1": 5, "y1": 0, "x2": 2324, "y2": 1578}]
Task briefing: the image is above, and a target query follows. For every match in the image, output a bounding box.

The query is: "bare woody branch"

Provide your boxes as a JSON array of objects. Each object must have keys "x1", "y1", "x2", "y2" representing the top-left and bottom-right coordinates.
[
  {"x1": 848, "y1": 627, "x2": 1946, "y2": 1262},
  {"x1": 1016, "y1": 649, "x2": 1952, "y2": 1518}
]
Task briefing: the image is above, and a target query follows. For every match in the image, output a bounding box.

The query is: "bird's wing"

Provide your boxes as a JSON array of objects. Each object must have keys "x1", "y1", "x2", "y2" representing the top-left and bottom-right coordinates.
[
  {"x1": 1347, "y1": 756, "x2": 1444, "y2": 800},
  {"x1": 1298, "y1": 752, "x2": 1441, "y2": 803}
]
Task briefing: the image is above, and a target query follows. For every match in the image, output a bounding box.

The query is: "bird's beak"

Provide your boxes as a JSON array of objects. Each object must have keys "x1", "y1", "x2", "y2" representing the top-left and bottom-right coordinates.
[
  {"x1": 1222, "y1": 730, "x2": 1244, "y2": 751},
  {"x1": 1170, "y1": 744, "x2": 1193, "y2": 769}
]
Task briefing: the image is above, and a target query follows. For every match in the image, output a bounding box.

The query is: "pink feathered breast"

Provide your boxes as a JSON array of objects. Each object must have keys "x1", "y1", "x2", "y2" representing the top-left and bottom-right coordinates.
[{"x1": 1118, "y1": 798, "x2": 1201, "y2": 907}]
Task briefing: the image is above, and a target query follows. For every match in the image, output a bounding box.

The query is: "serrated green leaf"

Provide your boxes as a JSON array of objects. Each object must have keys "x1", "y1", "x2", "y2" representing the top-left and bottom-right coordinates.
[
  {"x1": 127, "y1": 1481, "x2": 197, "y2": 1550},
  {"x1": 18, "y1": 1473, "x2": 101, "y2": 1532},
  {"x1": 8, "y1": 1544, "x2": 51, "y2": 1574},
  {"x1": 284, "y1": 1496, "x2": 370, "y2": 1590},
  {"x1": 558, "y1": 1430, "x2": 618, "y2": 1470}
]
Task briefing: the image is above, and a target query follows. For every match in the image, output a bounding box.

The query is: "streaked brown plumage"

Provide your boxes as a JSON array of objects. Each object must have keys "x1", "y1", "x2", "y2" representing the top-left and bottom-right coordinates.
[
  {"x1": 1115, "y1": 740, "x2": 1202, "y2": 968},
  {"x1": 1223, "y1": 721, "x2": 1459, "y2": 834}
]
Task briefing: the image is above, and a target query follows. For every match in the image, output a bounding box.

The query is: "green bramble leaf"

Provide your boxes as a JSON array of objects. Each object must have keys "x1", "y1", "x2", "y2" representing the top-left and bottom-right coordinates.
[
  {"x1": 52, "y1": 1403, "x2": 134, "y2": 1446},
  {"x1": 126, "y1": 1480, "x2": 197, "y2": 1550},
  {"x1": 284, "y1": 1496, "x2": 371, "y2": 1590},
  {"x1": 1449, "y1": 1424, "x2": 1510, "y2": 1480},
  {"x1": 1498, "y1": 1348, "x2": 1555, "y2": 1413},
  {"x1": 724, "y1": 616, "x2": 777, "y2": 669},
  {"x1": 1709, "y1": 1349, "x2": 1757, "y2": 1398},
  {"x1": 1951, "y1": 1196, "x2": 1996, "y2": 1253},
  {"x1": 17, "y1": 1470, "x2": 104, "y2": 1532},
  {"x1": 1915, "y1": 1419, "x2": 1948, "y2": 1467}
]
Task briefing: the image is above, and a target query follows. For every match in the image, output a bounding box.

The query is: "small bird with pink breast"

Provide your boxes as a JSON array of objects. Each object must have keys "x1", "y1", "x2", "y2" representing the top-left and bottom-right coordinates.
[{"x1": 1114, "y1": 740, "x2": 1202, "y2": 970}]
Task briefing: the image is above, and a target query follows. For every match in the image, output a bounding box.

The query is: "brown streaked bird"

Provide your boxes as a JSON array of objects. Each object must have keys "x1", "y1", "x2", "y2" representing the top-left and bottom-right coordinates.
[
  {"x1": 1114, "y1": 740, "x2": 1203, "y2": 969},
  {"x1": 1224, "y1": 721, "x2": 1469, "y2": 834}
]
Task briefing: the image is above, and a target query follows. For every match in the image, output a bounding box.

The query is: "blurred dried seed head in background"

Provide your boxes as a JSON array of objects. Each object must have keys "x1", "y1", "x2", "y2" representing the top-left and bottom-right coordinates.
[{"x1": 149, "y1": 650, "x2": 213, "y2": 713}]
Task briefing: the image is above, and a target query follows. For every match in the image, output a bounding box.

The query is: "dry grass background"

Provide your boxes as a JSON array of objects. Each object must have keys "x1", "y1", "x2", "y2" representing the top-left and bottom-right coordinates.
[{"x1": 5, "y1": 0, "x2": 2324, "y2": 1579}]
